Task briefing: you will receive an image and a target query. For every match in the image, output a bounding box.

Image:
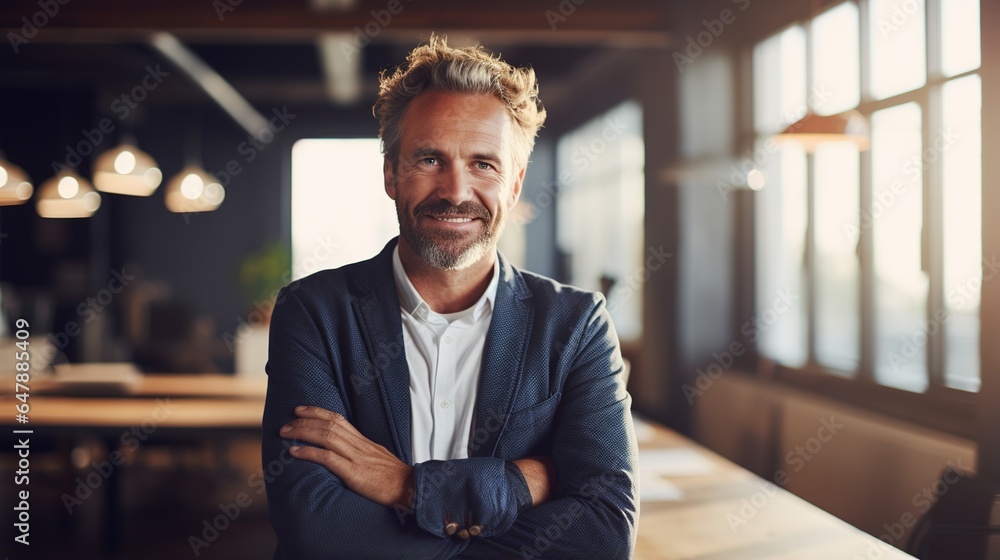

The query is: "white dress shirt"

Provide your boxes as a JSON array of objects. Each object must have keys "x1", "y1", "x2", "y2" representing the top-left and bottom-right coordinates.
[{"x1": 392, "y1": 246, "x2": 500, "y2": 464}]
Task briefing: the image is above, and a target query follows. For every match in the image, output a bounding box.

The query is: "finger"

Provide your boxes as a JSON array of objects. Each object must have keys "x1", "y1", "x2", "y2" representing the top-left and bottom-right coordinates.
[
  {"x1": 282, "y1": 417, "x2": 369, "y2": 453},
  {"x1": 289, "y1": 444, "x2": 350, "y2": 477},
  {"x1": 292, "y1": 406, "x2": 366, "y2": 440},
  {"x1": 294, "y1": 405, "x2": 344, "y2": 422},
  {"x1": 280, "y1": 424, "x2": 356, "y2": 457}
]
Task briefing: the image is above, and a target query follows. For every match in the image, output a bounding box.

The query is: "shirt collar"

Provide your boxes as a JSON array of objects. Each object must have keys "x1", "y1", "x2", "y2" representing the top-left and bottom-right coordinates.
[{"x1": 391, "y1": 244, "x2": 500, "y2": 322}]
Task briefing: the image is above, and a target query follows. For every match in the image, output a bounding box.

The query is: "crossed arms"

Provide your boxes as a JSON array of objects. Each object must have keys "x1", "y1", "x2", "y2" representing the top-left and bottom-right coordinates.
[{"x1": 262, "y1": 286, "x2": 638, "y2": 559}]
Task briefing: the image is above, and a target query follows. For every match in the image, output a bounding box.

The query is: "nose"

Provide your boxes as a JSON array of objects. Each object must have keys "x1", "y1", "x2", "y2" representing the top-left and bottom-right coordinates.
[{"x1": 435, "y1": 164, "x2": 475, "y2": 207}]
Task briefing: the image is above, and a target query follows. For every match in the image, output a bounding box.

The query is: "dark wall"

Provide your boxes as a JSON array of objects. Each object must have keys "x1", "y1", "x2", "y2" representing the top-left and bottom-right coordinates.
[{"x1": 0, "y1": 84, "x2": 562, "y2": 372}]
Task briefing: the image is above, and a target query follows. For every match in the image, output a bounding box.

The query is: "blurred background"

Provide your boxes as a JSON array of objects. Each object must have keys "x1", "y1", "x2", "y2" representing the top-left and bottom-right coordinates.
[{"x1": 0, "y1": 0, "x2": 997, "y2": 558}]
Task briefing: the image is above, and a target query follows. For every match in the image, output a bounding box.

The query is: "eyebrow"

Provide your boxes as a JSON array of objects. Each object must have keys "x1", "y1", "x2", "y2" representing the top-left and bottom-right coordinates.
[{"x1": 410, "y1": 148, "x2": 446, "y2": 159}]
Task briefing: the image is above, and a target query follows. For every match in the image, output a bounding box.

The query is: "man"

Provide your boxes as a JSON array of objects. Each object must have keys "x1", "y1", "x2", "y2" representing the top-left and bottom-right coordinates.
[{"x1": 262, "y1": 36, "x2": 638, "y2": 559}]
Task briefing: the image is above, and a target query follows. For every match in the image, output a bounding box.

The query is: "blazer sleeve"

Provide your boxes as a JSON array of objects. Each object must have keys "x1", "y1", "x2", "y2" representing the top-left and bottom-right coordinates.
[
  {"x1": 457, "y1": 295, "x2": 640, "y2": 559},
  {"x1": 262, "y1": 286, "x2": 466, "y2": 560}
]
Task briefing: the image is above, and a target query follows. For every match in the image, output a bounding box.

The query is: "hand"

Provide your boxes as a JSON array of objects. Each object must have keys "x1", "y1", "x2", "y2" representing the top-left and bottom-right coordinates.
[
  {"x1": 513, "y1": 456, "x2": 557, "y2": 506},
  {"x1": 280, "y1": 405, "x2": 414, "y2": 509}
]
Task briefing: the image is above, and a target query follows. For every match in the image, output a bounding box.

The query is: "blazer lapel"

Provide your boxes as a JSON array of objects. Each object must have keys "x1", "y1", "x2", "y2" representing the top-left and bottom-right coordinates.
[
  {"x1": 468, "y1": 252, "x2": 534, "y2": 457},
  {"x1": 351, "y1": 238, "x2": 413, "y2": 465}
]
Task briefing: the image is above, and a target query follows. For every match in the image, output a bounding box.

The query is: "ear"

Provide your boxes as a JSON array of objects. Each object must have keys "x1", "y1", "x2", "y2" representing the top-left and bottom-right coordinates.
[
  {"x1": 383, "y1": 158, "x2": 397, "y2": 200},
  {"x1": 508, "y1": 166, "x2": 525, "y2": 209}
]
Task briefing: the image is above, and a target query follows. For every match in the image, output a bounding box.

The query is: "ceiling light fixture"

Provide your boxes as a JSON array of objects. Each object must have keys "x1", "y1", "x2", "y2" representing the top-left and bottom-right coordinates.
[
  {"x1": 93, "y1": 142, "x2": 163, "y2": 196},
  {"x1": 164, "y1": 165, "x2": 225, "y2": 213},
  {"x1": 773, "y1": 110, "x2": 871, "y2": 152},
  {"x1": 36, "y1": 170, "x2": 102, "y2": 218},
  {"x1": 0, "y1": 152, "x2": 33, "y2": 206}
]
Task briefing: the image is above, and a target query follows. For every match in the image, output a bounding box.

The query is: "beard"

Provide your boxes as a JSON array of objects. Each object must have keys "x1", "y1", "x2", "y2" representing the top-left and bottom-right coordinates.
[{"x1": 396, "y1": 196, "x2": 506, "y2": 271}]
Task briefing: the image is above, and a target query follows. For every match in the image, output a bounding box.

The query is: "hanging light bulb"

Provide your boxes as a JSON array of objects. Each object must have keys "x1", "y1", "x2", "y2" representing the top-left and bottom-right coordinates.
[
  {"x1": 773, "y1": 110, "x2": 871, "y2": 152},
  {"x1": 36, "y1": 170, "x2": 102, "y2": 218},
  {"x1": 93, "y1": 143, "x2": 163, "y2": 196},
  {"x1": 164, "y1": 165, "x2": 225, "y2": 213},
  {"x1": 0, "y1": 154, "x2": 33, "y2": 206}
]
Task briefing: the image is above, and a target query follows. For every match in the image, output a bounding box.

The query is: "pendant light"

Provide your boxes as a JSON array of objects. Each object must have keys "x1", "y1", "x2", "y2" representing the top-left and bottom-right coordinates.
[
  {"x1": 93, "y1": 136, "x2": 163, "y2": 196},
  {"x1": 36, "y1": 169, "x2": 102, "y2": 218},
  {"x1": 164, "y1": 165, "x2": 225, "y2": 213},
  {"x1": 773, "y1": 110, "x2": 871, "y2": 152},
  {"x1": 0, "y1": 151, "x2": 33, "y2": 206},
  {"x1": 165, "y1": 113, "x2": 224, "y2": 213}
]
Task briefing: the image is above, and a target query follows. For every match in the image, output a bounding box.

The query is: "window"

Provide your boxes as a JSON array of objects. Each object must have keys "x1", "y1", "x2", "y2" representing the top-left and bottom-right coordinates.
[
  {"x1": 556, "y1": 101, "x2": 645, "y2": 340},
  {"x1": 752, "y1": 1, "x2": 983, "y2": 397},
  {"x1": 291, "y1": 139, "x2": 398, "y2": 279}
]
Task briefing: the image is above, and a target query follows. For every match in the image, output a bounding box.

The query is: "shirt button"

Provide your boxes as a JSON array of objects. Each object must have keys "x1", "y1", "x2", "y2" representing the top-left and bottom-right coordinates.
[
  {"x1": 444, "y1": 335, "x2": 453, "y2": 344},
  {"x1": 440, "y1": 400, "x2": 451, "y2": 409},
  {"x1": 469, "y1": 524, "x2": 483, "y2": 536},
  {"x1": 458, "y1": 528, "x2": 470, "y2": 540},
  {"x1": 444, "y1": 522, "x2": 458, "y2": 536}
]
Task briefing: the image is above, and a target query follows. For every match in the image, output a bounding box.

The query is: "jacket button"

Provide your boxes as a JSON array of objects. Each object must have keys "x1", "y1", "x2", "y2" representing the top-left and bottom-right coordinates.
[
  {"x1": 445, "y1": 522, "x2": 458, "y2": 536},
  {"x1": 458, "y1": 528, "x2": 470, "y2": 540},
  {"x1": 469, "y1": 524, "x2": 482, "y2": 536}
]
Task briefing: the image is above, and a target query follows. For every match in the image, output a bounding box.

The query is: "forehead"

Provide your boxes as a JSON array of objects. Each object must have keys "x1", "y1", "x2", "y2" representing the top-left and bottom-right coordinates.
[{"x1": 399, "y1": 90, "x2": 513, "y2": 153}]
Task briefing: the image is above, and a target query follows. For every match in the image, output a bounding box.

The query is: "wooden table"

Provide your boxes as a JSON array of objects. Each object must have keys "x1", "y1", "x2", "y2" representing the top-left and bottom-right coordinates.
[
  {"x1": 1, "y1": 374, "x2": 267, "y2": 558},
  {"x1": 1, "y1": 375, "x2": 914, "y2": 559},
  {"x1": 632, "y1": 416, "x2": 915, "y2": 559},
  {"x1": 6, "y1": 374, "x2": 267, "y2": 430}
]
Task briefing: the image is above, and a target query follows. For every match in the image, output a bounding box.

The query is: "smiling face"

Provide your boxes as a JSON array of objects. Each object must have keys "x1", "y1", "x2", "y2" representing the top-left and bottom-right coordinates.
[{"x1": 384, "y1": 89, "x2": 525, "y2": 271}]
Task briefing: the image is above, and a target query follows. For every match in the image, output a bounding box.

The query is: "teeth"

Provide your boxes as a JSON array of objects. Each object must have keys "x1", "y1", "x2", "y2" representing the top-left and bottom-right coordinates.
[{"x1": 434, "y1": 216, "x2": 473, "y2": 223}]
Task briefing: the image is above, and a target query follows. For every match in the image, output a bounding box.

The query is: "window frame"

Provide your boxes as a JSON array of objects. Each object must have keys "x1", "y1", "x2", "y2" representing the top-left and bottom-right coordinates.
[{"x1": 743, "y1": 0, "x2": 983, "y2": 439}]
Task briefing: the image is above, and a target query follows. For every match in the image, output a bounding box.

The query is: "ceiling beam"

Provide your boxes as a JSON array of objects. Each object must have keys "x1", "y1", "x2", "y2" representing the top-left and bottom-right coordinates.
[
  {"x1": 0, "y1": 1, "x2": 673, "y2": 34},
  {"x1": 148, "y1": 32, "x2": 269, "y2": 137}
]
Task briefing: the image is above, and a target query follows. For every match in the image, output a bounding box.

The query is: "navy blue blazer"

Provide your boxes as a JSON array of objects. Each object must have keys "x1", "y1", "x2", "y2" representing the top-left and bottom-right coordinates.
[{"x1": 262, "y1": 237, "x2": 638, "y2": 559}]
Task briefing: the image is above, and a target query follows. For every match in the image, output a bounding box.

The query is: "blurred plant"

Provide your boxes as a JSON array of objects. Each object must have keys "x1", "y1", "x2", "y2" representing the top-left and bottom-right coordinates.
[{"x1": 239, "y1": 242, "x2": 291, "y2": 321}]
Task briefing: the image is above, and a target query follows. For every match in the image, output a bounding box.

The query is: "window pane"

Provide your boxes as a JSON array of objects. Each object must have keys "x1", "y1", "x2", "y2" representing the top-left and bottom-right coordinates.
[
  {"x1": 941, "y1": 0, "x2": 981, "y2": 77},
  {"x1": 814, "y1": 142, "x2": 860, "y2": 371},
  {"x1": 753, "y1": 26, "x2": 807, "y2": 135},
  {"x1": 869, "y1": 0, "x2": 927, "y2": 99},
  {"x1": 871, "y1": 103, "x2": 928, "y2": 392},
  {"x1": 556, "y1": 101, "x2": 645, "y2": 340},
  {"x1": 811, "y1": 2, "x2": 860, "y2": 114},
  {"x1": 756, "y1": 142, "x2": 808, "y2": 366},
  {"x1": 291, "y1": 138, "x2": 397, "y2": 279},
  {"x1": 942, "y1": 74, "x2": 982, "y2": 391}
]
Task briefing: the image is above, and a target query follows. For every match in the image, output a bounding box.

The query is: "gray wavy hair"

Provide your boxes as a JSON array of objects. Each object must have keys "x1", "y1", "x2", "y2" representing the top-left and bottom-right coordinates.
[{"x1": 374, "y1": 34, "x2": 547, "y2": 171}]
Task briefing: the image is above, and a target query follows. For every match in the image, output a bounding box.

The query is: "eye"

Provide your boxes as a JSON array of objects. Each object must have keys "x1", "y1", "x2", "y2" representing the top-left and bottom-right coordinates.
[
  {"x1": 476, "y1": 161, "x2": 494, "y2": 171},
  {"x1": 421, "y1": 157, "x2": 438, "y2": 166}
]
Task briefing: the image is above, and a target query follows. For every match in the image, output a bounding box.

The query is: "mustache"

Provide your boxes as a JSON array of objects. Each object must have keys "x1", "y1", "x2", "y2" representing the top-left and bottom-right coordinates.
[{"x1": 415, "y1": 199, "x2": 491, "y2": 220}]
